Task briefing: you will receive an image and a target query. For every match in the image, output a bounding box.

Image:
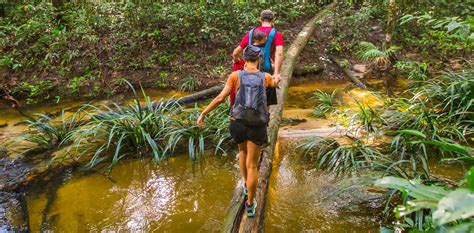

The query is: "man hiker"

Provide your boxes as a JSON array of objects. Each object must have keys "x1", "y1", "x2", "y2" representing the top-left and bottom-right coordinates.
[
  {"x1": 232, "y1": 9, "x2": 284, "y2": 105},
  {"x1": 198, "y1": 45, "x2": 281, "y2": 217},
  {"x1": 230, "y1": 30, "x2": 267, "y2": 107}
]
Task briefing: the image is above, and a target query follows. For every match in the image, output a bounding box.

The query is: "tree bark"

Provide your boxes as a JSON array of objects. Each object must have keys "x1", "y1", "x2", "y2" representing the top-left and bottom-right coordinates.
[
  {"x1": 0, "y1": 3, "x2": 5, "y2": 18},
  {"x1": 293, "y1": 65, "x2": 324, "y2": 76},
  {"x1": 385, "y1": 0, "x2": 397, "y2": 46},
  {"x1": 52, "y1": 0, "x2": 64, "y2": 8},
  {"x1": 222, "y1": 2, "x2": 338, "y2": 232},
  {"x1": 329, "y1": 56, "x2": 367, "y2": 89},
  {"x1": 169, "y1": 84, "x2": 224, "y2": 106}
]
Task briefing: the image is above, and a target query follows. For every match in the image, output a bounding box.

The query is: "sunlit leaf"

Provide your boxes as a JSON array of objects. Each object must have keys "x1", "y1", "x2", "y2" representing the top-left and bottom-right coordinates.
[{"x1": 432, "y1": 189, "x2": 474, "y2": 225}]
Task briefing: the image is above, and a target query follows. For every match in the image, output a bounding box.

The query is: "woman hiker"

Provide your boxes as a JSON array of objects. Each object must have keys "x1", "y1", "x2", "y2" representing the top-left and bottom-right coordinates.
[
  {"x1": 232, "y1": 9, "x2": 284, "y2": 106},
  {"x1": 197, "y1": 45, "x2": 280, "y2": 217}
]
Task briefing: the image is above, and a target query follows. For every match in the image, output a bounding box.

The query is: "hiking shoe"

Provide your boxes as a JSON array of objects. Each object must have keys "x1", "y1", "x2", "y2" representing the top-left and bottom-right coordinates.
[
  {"x1": 242, "y1": 182, "x2": 248, "y2": 199},
  {"x1": 245, "y1": 199, "x2": 257, "y2": 218}
]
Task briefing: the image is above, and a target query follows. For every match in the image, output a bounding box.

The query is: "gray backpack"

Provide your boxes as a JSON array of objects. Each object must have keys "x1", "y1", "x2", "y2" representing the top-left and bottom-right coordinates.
[{"x1": 230, "y1": 70, "x2": 269, "y2": 126}]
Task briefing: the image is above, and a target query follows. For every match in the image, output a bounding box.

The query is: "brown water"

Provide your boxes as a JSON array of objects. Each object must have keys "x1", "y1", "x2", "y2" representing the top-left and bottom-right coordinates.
[
  {"x1": 265, "y1": 139, "x2": 386, "y2": 232},
  {"x1": 26, "y1": 154, "x2": 237, "y2": 232},
  {"x1": 5, "y1": 77, "x2": 467, "y2": 232},
  {"x1": 286, "y1": 79, "x2": 390, "y2": 110}
]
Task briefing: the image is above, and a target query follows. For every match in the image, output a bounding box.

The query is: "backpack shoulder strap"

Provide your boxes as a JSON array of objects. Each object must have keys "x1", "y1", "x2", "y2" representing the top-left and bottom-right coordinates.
[
  {"x1": 261, "y1": 28, "x2": 277, "y2": 73},
  {"x1": 265, "y1": 28, "x2": 276, "y2": 48},
  {"x1": 259, "y1": 71, "x2": 265, "y2": 85},
  {"x1": 237, "y1": 70, "x2": 243, "y2": 83},
  {"x1": 248, "y1": 28, "x2": 255, "y2": 46}
]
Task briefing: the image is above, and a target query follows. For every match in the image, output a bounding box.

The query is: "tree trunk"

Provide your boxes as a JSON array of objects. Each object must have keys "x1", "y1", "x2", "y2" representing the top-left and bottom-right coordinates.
[
  {"x1": 222, "y1": 2, "x2": 338, "y2": 232},
  {"x1": 52, "y1": 0, "x2": 64, "y2": 8},
  {"x1": 0, "y1": 3, "x2": 5, "y2": 18},
  {"x1": 293, "y1": 65, "x2": 324, "y2": 76},
  {"x1": 329, "y1": 56, "x2": 367, "y2": 89},
  {"x1": 385, "y1": 0, "x2": 397, "y2": 46}
]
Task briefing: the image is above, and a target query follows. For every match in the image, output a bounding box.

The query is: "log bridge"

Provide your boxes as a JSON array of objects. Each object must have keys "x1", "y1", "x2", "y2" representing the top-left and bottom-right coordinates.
[{"x1": 222, "y1": 3, "x2": 337, "y2": 232}]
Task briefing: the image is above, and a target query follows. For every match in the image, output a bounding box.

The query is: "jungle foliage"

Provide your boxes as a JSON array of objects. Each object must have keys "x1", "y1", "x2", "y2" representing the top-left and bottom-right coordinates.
[
  {"x1": 297, "y1": 1, "x2": 473, "y2": 231},
  {"x1": 0, "y1": 1, "x2": 320, "y2": 103}
]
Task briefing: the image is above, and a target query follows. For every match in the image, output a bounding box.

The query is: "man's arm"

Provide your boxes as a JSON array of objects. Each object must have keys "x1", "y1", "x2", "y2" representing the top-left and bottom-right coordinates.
[
  {"x1": 265, "y1": 74, "x2": 281, "y2": 88},
  {"x1": 273, "y1": 45, "x2": 283, "y2": 77},
  {"x1": 232, "y1": 46, "x2": 243, "y2": 63}
]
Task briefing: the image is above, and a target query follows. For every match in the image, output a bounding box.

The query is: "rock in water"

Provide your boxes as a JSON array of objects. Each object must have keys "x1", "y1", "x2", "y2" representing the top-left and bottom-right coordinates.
[{"x1": 0, "y1": 192, "x2": 29, "y2": 232}]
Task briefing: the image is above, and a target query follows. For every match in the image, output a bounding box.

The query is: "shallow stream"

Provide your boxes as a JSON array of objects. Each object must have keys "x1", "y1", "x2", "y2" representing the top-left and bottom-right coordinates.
[
  {"x1": 0, "y1": 78, "x2": 468, "y2": 231},
  {"x1": 265, "y1": 139, "x2": 385, "y2": 232},
  {"x1": 26, "y1": 155, "x2": 237, "y2": 232}
]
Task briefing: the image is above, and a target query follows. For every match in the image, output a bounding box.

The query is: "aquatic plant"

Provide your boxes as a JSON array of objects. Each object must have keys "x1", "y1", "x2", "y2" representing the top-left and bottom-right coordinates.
[
  {"x1": 297, "y1": 136, "x2": 383, "y2": 176},
  {"x1": 310, "y1": 89, "x2": 338, "y2": 118},
  {"x1": 169, "y1": 102, "x2": 232, "y2": 160},
  {"x1": 70, "y1": 86, "x2": 182, "y2": 170},
  {"x1": 10, "y1": 110, "x2": 84, "y2": 154},
  {"x1": 204, "y1": 101, "x2": 232, "y2": 155},
  {"x1": 168, "y1": 108, "x2": 208, "y2": 160},
  {"x1": 350, "y1": 97, "x2": 383, "y2": 135},
  {"x1": 382, "y1": 69, "x2": 473, "y2": 142},
  {"x1": 417, "y1": 69, "x2": 474, "y2": 127}
]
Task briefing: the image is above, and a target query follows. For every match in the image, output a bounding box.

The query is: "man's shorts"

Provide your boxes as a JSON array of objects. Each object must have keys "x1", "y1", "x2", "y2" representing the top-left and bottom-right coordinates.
[
  {"x1": 266, "y1": 88, "x2": 277, "y2": 106},
  {"x1": 229, "y1": 120, "x2": 268, "y2": 146}
]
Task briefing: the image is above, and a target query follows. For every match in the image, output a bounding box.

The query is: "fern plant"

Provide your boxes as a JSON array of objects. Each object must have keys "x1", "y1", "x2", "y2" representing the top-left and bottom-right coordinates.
[{"x1": 357, "y1": 41, "x2": 399, "y2": 68}]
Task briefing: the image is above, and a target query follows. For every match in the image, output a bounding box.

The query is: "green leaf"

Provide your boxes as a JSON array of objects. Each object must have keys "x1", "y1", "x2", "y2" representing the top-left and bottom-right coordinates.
[
  {"x1": 432, "y1": 189, "x2": 474, "y2": 225},
  {"x1": 422, "y1": 140, "x2": 470, "y2": 156},
  {"x1": 446, "y1": 222, "x2": 474, "y2": 233},
  {"x1": 396, "y1": 129, "x2": 427, "y2": 139},
  {"x1": 374, "y1": 176, "x2": 448, "y2": 200},
  {"x1": 467, "y1": 167, "x2": 474, "y2": 192}
]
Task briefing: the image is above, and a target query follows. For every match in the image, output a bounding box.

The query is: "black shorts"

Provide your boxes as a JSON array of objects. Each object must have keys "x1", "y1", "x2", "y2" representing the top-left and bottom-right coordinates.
[
  {"x1": 266, "y1": 87, "x2": 277, "y2": 106},
  {"x1": 229, "y1": 120, "x2": 268, "y2": 146}
]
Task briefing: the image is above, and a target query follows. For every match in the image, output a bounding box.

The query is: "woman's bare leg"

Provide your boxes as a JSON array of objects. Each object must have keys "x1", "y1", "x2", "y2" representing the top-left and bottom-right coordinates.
[
  {"x1": 238, "y1": 142, "x2": 248, "y2": 182},
  {"x1": 246, "y1": 140, "x2": 261, "y2": 205}
]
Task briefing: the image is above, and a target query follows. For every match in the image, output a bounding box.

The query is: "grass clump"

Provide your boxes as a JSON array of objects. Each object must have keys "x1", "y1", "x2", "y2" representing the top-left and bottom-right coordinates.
[
  {"x1": 311, "y1": 89, "x2": 338, "y2": 118},
  {"x1": 9, "y1": 110, "x2": 84, "y2": 155},
  {"x1": 70, "y1": 86, "x2": 182, "y2": 170},
  {"x1": 63, "y1": 84, "x2": 233, "y2": 171}
]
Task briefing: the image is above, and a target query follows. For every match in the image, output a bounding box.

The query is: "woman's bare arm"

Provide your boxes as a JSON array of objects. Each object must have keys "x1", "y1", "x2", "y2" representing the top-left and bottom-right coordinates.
[{"x1": 197, "y1": 85, "x2": 232, "y2": 125}]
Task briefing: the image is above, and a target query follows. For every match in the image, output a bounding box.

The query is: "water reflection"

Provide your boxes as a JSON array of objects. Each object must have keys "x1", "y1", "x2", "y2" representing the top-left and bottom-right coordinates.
[
  {"x1": 26, "y1": 155, "x2": 237, "y2": 232},
  {"x1": 265, "y1": 139, "x2": 385, "y2": 232}
]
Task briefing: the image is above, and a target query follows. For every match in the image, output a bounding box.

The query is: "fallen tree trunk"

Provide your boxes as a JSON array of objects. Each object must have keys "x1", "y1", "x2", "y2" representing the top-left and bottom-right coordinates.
[
  {"x1": 329, "y1": 56, "x2": 367, "y2": 89},
  {"x1": 293, "y1": 65, "x2": 324, "y2": 76},
  {"x1": 167, "y1": 84, "x2": 224, "y2": 106},
  {"x1": 222, "y1": 3, "x2": 338, "y2": 232},
  {"x1": 278, "y1": 127, "x2": 345, "y2": 138}
]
